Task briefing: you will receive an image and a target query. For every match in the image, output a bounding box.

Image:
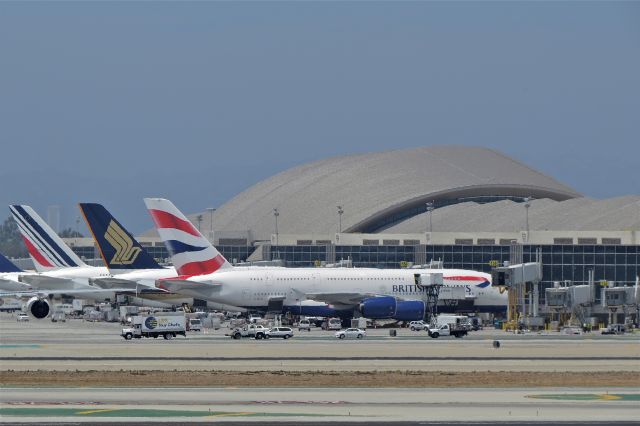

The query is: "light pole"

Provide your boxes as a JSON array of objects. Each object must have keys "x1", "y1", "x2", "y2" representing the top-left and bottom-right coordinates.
[
  {"x1": 337, "y1": 205, "x2": 344, "y2": 233},
  {"x1": 426, "y1": 202, "x2": 434, "y2": 233},
  {"x1": 524, "y1": 197, "x2": 532, "y2": 243},
  {"x1": 273, "y1": 208, "x2": 280, "y2": 247},
  {"x1": 196, "y1": 214, "x2": 203, "y2": 232},
  {"x1": 206, "y1": 207, "x2": 216, "y2": 243}
]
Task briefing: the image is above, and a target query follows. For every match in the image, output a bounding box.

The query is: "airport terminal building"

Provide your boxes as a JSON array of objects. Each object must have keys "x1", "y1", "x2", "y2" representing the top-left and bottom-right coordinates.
[{"x1": 68, "y1": 146, "x2": 639, "y2": 304}]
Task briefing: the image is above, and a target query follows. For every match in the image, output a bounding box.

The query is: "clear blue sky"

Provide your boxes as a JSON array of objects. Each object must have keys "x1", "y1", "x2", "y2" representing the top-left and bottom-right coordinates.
[{"x1": 1, "y1": 1, "x2": 638, "y2": 233}]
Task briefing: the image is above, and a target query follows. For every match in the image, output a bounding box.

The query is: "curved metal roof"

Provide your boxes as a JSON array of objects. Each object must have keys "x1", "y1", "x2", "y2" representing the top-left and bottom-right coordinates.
[
  {"x1": 384, "y1": 195, "x2": 640, "y2": 233},
  {"x1": 203, "y1": 146, "x2": 581, "y2": 241}
]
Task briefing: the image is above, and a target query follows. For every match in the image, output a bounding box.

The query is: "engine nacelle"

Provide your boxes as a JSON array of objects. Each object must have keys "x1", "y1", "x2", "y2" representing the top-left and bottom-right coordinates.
[
  {"x1": 360, "y1": 296, "x2": 396, "y2": 319},
  {"x1": 26, "y1": 296, "x2": 50, "y2": 319},
  {"x1": 393, "y1": 300, "x2": 426, "y2": 321}
]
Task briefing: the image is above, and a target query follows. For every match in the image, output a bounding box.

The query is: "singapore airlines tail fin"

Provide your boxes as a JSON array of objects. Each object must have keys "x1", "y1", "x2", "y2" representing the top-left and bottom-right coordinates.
[
  {"x1": 0, "y1": 252, "x2": 23, "y2": 273},
  {"x1": 9, "y1": 205, "x2": 87, "y2": 272},
  {"x1": 78, "y1": 203, "x2": 163, "y2": 272},
  {"x1": 143, "y1": 198, "x2": 232, "y2": 276}
]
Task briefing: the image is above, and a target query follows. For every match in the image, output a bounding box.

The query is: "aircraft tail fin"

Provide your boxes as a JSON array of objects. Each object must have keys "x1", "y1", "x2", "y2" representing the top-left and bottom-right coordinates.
[
  {"x1": 78, "y1": 203, "x2": 163, "y2": 272},
  {"x1": 9, "y1": 205, "x2": 87, "y2": 272},
  {"x1": 0, "y1": 252, "x2": 23, "y2": 273},
  {"x1": 143, "y1": 198, "x2": 232, "y2": 276}
]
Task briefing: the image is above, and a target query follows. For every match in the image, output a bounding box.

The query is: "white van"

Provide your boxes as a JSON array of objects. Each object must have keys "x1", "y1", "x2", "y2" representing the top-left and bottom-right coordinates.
[{"x1": 324, "y1": 318, "x2": 342, "y2": 331}]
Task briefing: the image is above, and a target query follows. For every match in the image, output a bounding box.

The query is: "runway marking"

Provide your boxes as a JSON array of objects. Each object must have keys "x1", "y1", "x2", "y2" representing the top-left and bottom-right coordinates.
[
  {"x1": 77, "y1": 408, "x2": 116, "y2": 415},
  {"x1": 527, "y1": 393, "x2": 640, "y2": 401},
  {"x1": 205, "y1": 411, "x2": 255, "y2": 418},
  {"x1": 0, "y1": 407, "x2": 330, "y2": 418},
  {"x1": 0, "y1": 344, "x2": 41, "y2": 348}
]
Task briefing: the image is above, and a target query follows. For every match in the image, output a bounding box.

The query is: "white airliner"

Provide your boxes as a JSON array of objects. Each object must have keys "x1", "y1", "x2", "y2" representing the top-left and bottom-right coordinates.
[
  {"x1": 145, "y1": 198, "x2": 507, "y2": 320},
  {"x1": 2, "y1": 205, "x2": 171, "y2": 318},
  {"x1": 9, "y1": 204, "x2": 112, "y2": 282},
  {"x1": 78, "y1": 202, "x2": 243, "y2": 312}
]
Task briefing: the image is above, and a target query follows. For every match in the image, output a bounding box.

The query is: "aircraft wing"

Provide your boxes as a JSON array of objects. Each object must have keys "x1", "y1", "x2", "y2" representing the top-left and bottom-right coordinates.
[
  {"x1": 17, "y1": 275, "x2": 77, "y2": 289},
  {"x1": 305, "y1": 292, "x2": 376, "y2": 306},
  {"x1": 90, "y1": 277, "x2": 147, "y2": 290},
  {"x1": 0, "y1": 288, "x2": 138, "y2": 300},
  {"x1": 0, "y1": 278, "x2": 32, "y2": 291},
  {"x1": 155, "y1": 279, "x2": 222, "y2": 298}
]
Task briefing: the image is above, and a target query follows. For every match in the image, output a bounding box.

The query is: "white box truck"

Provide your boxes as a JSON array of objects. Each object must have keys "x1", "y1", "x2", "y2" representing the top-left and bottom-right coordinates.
[{"x1": 121, "y1": 314, "x2": 186, "y2": 340}]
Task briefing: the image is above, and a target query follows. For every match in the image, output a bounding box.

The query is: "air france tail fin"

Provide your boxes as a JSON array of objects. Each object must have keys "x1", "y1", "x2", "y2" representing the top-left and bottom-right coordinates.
[
  {"x1": 143, "y1": 198, "x2": 232, "y2": 276},
  {"x1": 0, "y1": 252, "x2": 23, "y2": 273},
  {"x1": 78, "y1": 203, "x2": 163, "y2": 272},
  {"x1": 9, "y1": 205, "x2": 87, "y2": 272}
]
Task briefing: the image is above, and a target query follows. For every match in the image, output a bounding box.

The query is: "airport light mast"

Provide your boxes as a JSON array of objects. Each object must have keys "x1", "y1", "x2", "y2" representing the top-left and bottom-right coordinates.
[
  {"x1": 426, "y1": 202, "x2": 434, "y2": 234},
  {"x1": 273, "y1": 208, "x2": 280, "y2": 247},
  {"x1": 337, "y1": 205, "x2": 344, "y2": 233},
  {"x1": 524, "y1": 197, "x2": 532, "y2": 243},
  {"x1": 206, "y1": 207, "x2": 216, "y2": 243}
]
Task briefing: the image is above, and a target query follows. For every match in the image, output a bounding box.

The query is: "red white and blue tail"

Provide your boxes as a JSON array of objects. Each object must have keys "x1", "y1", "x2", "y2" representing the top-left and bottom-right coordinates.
[
  {"x1": 10, "y1": 205, "x2": 87, "y2": 272},
  {"x1": 144, "y1": 198, "x2": 232, "y2": 276}
]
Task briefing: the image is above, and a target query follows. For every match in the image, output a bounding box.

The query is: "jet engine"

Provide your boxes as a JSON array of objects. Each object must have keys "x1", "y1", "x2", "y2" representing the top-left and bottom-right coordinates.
[
  {"x1": 393, "y1": 300, "x2": 426, "y2": 321},
  {"x1": 359, "y1": 296, "x2": 396, "y2": 319},
  {"x1": 26, "y1": 296, "x2": 50, "y2": 319}
]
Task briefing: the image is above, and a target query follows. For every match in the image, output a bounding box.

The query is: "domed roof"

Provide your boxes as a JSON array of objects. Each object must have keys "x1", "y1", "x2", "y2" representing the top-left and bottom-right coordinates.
[{"x1": 206, "y1": 146, "x2": 581, "y2": 241}]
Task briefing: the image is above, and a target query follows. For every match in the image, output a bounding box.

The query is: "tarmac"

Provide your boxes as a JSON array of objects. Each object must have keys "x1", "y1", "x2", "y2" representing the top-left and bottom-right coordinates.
[
  {"x1": 1, "y1": 313, "x2": 639, "y2": 423},
  {"x1": 0, "y1": 314, "x2": 638, "y2": 372}
]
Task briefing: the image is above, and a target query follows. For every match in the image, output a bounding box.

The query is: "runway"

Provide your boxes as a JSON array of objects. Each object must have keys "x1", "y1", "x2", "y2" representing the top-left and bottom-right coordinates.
[{"x1": 1, "y1": 387, "x2": 639, "y2": 423}]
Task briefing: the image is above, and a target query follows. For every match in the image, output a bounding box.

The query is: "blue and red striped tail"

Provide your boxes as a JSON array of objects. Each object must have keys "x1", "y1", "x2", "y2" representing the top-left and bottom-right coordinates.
[
  {"x1": 9, "y1": 205, "x2": 86, "y2": 272},
  {"x1": 143, "y1": 198, "x2": 232, "y2": 276}
]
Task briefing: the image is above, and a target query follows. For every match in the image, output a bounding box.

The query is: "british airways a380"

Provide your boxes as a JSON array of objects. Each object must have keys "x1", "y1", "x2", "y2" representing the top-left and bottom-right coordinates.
[{"x1": 145, "y1": 198, "x2": 507, "y2": 321}]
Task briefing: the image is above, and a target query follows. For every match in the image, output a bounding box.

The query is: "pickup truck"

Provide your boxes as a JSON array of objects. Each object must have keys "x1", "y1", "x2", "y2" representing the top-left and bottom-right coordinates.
[
  {"x1": 227, "y1": 324, "x2": 269, "y2": 340},
  {"x1": 427, "y1": 323, "x2": 468, "y2": 339},
  {"x1": 601, "y1": 324, "x2": 626, "y2": 335}
]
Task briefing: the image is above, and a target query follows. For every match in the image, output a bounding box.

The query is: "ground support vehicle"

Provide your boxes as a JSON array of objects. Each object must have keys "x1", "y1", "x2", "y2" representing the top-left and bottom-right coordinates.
[
  {"x1": 427, "y1": 323, "x2": 468, "y2": 338},
  {"x1": 408, "y1": 320, "x2": 426, "y2": 331},
  {"x1": 335, "y1": 328, "x2": 366, "y2": 339},
  {"x1": 601, "y1": 324, "x2": 626, "y2": 335},
  {"x1": 267, "y1": 327, "x2": 294, "y2": 339},
  {"x1": 298, "y1": 319, "x2": 311, "y2": 331},
  {"x1": 226, "y1": 324, "x2": 269, "y2": 340},
  {"x1": 187, "y1": 318, "x2": 202, "y2": 331},
  {"x1": 323, "y1": 318, "x2": 342, "y2": 331},
  {"x1": 121, "y1": 315, "x2": 186, "y2": 340}
]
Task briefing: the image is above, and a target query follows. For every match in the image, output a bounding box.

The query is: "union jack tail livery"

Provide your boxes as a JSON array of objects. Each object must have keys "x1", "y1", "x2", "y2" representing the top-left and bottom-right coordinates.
[
  {"x1": 9, "y1": 205, "x2": 86, "y2": 272},
  {"x1": 143, "y1": 198, "x2": 232, "y2": 276}
]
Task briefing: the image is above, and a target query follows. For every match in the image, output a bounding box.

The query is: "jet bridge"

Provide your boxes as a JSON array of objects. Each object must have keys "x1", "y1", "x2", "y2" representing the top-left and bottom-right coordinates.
[
  {"x1": 545, "y1": 282, "x2": 592, "y2": 329},
  {"x1": 491, "y1": 244, "x2": 543, "y2": 330},
  {"x1": 601, "y1": 279, "x2": 640, "y2": 326},
  {"x1": 413, "y1": 272, "x2": 443, "y2": 324}
]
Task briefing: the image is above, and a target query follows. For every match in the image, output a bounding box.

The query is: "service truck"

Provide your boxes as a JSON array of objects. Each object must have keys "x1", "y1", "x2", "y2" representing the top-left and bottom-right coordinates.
[
  {"x1": 435, "y1": 315, "x2": 470, "y2": 329},
  {"x1": 427, "y1": 323, "x2": 468, "y2": 338},
  {"x1": 226, "y1": 324, "x2": 269, "y2": 340},
  {"x1": 121, "y1": 315, "x2": 186, "y2": 340}
]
